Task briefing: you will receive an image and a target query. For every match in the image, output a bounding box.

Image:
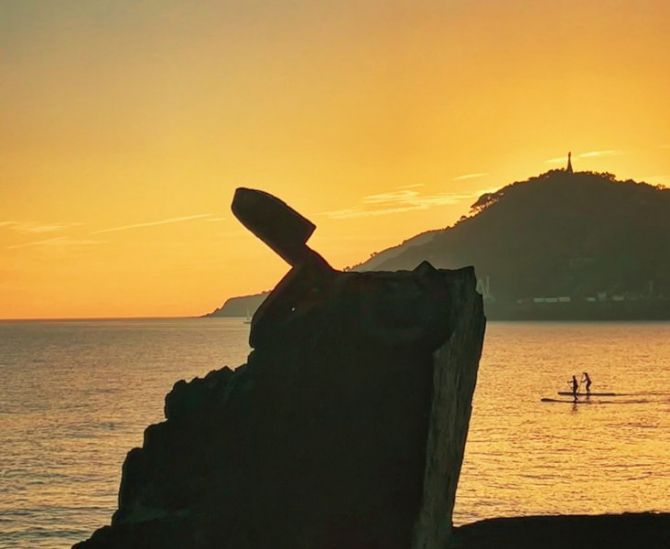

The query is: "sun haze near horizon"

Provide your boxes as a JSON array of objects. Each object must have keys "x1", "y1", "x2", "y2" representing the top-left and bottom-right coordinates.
[{"x1": 2, "y1": 0, "x2": 670, "y2": 319}]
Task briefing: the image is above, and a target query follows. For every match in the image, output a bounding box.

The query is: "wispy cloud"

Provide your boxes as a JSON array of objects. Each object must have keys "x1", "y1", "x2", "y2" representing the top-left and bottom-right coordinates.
[
  {"x1": 92, "y1": 214, "x2": 212, "y2": 234},
  {"x1": 322, "y1": 206, "x2": 423, "y2": 220},
  {"x1": 453, "y1": 172, "x2": 489, "y2": 181},
  {"x1": 7, "y1": 237, "x2": 105, "y2": 250},
  {"x1": 546, "y1": 150, "x2": 621, "y2": 164},
  {"x1": 4, "y1": 214, "x2": 217, "y2": 250},
  {"x1": 363, "y1": 190, "x2": 421, "y2": 205},
  {"x1": 0, "y1": 221, "x2": 82, "y2": 233},
  {"x1": 321, "y1": 188, "x2": 475, "y2": 220},
  {"x1": 579, "y1": 150, "x2": 618, "y2": 158}
]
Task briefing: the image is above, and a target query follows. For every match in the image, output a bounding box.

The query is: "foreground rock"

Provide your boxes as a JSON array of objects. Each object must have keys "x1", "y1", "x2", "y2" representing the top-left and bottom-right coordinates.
[
  {"x1": 75, "y1": 189, "x2": 486, "y2": 549},
  {"x1": 450, "y1": 512, "x2": 670, "y2": 548}
]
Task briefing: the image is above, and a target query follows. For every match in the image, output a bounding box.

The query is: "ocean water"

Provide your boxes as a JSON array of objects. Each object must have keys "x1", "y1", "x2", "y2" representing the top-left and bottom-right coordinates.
[{"x1": 0, "y1": 319, "x2": 668, "y2": 548}]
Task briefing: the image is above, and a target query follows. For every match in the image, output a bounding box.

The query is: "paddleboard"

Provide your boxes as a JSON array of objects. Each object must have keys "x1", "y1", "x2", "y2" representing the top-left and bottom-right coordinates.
[
  {"x1": 543, "y1": 397, "x2": 649, "y2": 404},
  {"x1": 542, "y1": 398, "x2": 594, "y2": 403},
  {"x1": 557, "y1": 392, "x2": 617, "y2": 396}
]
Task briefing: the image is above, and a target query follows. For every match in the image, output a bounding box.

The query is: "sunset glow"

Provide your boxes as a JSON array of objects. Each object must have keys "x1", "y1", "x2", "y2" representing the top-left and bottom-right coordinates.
[{"x1": 2, "y1": 0, "x2": 670, "y2": 318}]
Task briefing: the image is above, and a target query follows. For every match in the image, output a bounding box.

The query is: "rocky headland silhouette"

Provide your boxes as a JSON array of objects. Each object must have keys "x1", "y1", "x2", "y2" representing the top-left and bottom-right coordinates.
[{"x1": 209, "y1": 170, "x2": 670, "y2": 320}]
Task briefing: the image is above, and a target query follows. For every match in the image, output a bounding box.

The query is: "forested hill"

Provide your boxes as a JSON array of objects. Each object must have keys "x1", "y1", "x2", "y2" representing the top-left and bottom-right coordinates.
[
  {"x1": 207, "y1": 170, "x2": 670, "y2": 318},
  {"x1": 356, "y1": 170, "x2": 670, "y2": 302}
]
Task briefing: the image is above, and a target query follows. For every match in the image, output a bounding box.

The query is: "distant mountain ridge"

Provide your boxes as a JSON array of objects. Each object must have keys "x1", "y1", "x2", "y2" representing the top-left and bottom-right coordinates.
[{"x1": 207, "y1": 170, "x2": 670, "y2": 319}]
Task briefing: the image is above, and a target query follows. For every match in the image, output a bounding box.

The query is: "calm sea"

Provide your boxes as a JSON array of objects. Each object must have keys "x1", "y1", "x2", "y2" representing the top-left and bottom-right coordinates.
[{"x1": 0, "y1": 319, "x2": 668, "y2": 548}]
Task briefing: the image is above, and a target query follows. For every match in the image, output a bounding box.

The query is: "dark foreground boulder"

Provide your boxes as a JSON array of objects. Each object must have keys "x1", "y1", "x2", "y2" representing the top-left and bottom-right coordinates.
[
  {"x1": 75, "y1": 261, "x2": 486, "y2": 549},
  {"x1": 450, "y1": 512, "x2": 670, "y2": 549},
  {"x1": 75, "y1": 188, "x2": 487, "y2": 549}
]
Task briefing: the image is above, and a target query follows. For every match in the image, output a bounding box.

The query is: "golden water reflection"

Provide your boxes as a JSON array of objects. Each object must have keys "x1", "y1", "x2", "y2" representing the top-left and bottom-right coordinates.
[
  {"x1": 0, "y1": 319, "x2": 668, "y2": 546},
  {"x1": 454, "y1": 321, "x2": 670, "y2": 525}
]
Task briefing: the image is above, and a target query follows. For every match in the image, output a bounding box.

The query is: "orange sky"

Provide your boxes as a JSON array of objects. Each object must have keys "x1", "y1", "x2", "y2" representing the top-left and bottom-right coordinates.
[{"x1": 2, "y1": 0, "x2": 670, "y2": 319}]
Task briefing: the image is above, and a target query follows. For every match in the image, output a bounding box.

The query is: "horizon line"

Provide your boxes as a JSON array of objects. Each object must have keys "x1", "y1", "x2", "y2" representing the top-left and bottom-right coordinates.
[{"x1": 0, "y1": 314, "x2": 208, "y2": 322}]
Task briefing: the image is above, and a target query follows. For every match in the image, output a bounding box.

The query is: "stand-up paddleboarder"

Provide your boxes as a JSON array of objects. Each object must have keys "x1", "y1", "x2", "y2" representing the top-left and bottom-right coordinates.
[
  {"x1": 582, "y1": 372, "x2": 592, "y2": 395},
  {"x1": 569, "y1": 375, "x2": 579, "y2": 401}
]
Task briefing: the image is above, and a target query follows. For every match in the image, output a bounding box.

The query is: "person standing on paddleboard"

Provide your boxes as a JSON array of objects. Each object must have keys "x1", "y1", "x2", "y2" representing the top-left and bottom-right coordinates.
[
  {"x1": 582, "y1": 372, "x2": 592, "y2": 395},
  {"x1": 569, "y1": 375, "x2": 579, "y2": 401}
]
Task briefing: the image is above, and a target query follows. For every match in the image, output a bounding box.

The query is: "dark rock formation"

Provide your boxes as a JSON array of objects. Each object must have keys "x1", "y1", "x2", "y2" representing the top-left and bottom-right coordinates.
[
  {"x1": 449, "y1": 512, "x2": 670, "y2": 549},
  {"x1": 75, "y1": 189, "x2": 486, "y2": 549}
]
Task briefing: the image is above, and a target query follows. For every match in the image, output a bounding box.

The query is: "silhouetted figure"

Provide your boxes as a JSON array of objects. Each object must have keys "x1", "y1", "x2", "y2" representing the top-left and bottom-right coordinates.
[
  {"x1": 566, "y1": 151, "x2": 573, "y2": 174},
  {"x1": 582, "y1": 372, "x2": 592, "y2": 394},
  {"x1": 569, "y1": 375, "x2": 579, "y2": 401}
]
